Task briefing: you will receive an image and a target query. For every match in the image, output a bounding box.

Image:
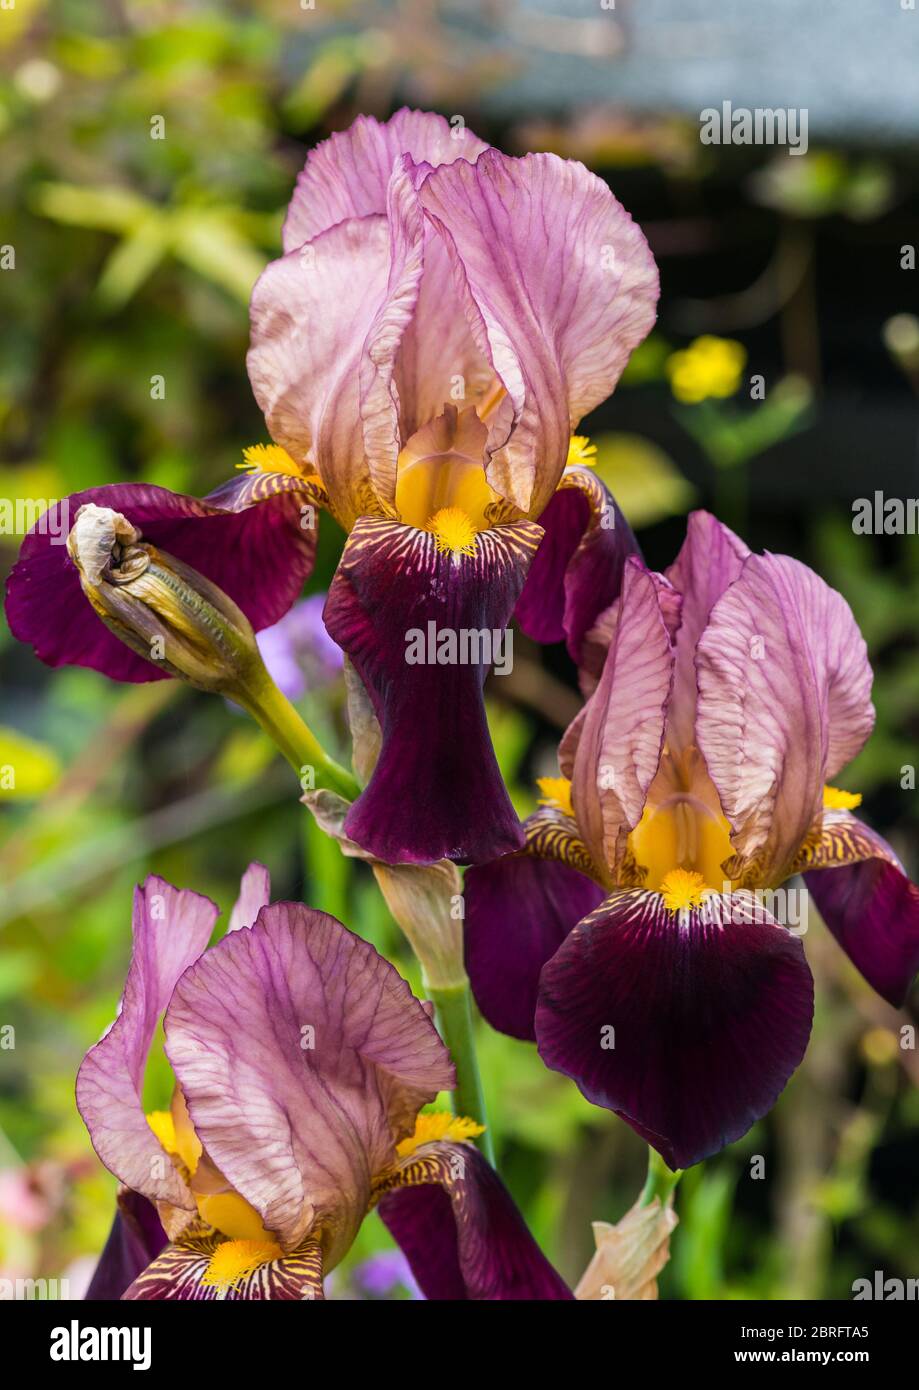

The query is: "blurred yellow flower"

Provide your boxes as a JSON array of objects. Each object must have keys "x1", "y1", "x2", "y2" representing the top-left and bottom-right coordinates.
[{"x1": 666, "y1": 336, "x2": 747, "y2": 404}]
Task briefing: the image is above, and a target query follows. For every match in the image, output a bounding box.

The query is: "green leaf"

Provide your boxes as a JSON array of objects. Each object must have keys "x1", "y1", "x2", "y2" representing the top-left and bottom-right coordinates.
[{"x1": 590, "y1": 432, "x2": 696, "y2": 528}]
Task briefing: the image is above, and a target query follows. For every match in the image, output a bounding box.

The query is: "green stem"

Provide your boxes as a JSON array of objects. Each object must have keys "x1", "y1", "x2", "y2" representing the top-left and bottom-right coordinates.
[
  {"x1": 429, "y1": 980, "x2": 495, "y2": 1166},
  {"x1": 239, "y1": 669, "x2": 360, "y2": 801},
  {"x1": 639, "y1": 1146, "x2": 683, "y2": 1208}
]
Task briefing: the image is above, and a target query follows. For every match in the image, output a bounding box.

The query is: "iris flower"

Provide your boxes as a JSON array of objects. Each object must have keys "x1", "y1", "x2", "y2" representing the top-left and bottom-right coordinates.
[
  {"x1": 79, "y1": 865, "x2": 571, "y2": 1300},
  {"x1": 6, "y1": 108, "x2": 657, "y2": 867},
  {"x1": 465, "y1": 511, "x2": 919, "y2": 1169}
]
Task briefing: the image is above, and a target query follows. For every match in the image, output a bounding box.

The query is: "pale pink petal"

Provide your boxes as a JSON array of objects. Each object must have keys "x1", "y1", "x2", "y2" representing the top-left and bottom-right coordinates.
[
  {"x1": 570, "y1": 559, "x2": 676, "y2": 879},
  {"x1": 664, "y1": 511, "x2": 750, "y2": 757},
  {"x1": 247, "y1": 216, "x2": 391, "y2": 528},
  {"x1": 76, "y1": 879, "x2": 219, "y2": 1208},
  {"x1": 227, "y1": 862, "x2": 271, "y2": 934},
  {"x1": 164, "y1": 904, "x2": 454, "y2": 1267},
  {"x1": 282, "y1": 107, "x2": 489, "y2": 251},
  {"x1": 696, "y1": 554, "x2": 875, "y2": 887},
  {"x1": 416, "y1": 150, "x2": 659, "y2": 517}
]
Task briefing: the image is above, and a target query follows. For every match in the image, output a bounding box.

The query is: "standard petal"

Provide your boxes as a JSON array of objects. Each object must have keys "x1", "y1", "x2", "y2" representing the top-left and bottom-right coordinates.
[
  {"x1": 124, "y1": 1231, "x2": 325, "y2": 1301},
  {"x1": 464, "y1": 810, "x2": 605, "y2": 1041},
  {"x1": 569, "y1": 560, "x2": 676, "y2": 880},
  {"x1": 226, "y1": 861, "x2": 271, "y2": 934},
  {"x1": 376, "y1": 1140, "x2": 573, "y2": 1300},
  {"x1": 282, "y1": 107, "x2": 489, "y2": 251},
  {"x1": 247, "y1": 216, "x2": 393, "y2": 529},
  {"x1": 696, "y1": 553, "x2": 875, "y2": 887},
  {"x1": 5, "y1": 482, "x2": 316, "y2": 682},
  {"x1": 663, "y1": 510, "x2": 749, "y2": 757},
  {"x1": 416, "y1": 150, "x2": 659, "y2": 517},
  {"x1": 75, "y1": 878, "x2": 219, "y2": 1207},
  {"x1": 536, "y1": 890, "x2": 814, "y2": 1169},
  {"x1": 360, "y1": 163, "x2": 497, "y2": 510},
  {"x1": 793, "y1": 810, "x2": 919, "y2": 1006},
  {"x1": 323, "y1": 515, "x2": 542, "y2": 865},
  {"x1": 514, "y1": 466, "x2": 640, "y2": 669},
  {"x1": 84, "y1": 1189, "x2": 168, "y2": 1301},
  {"x1": 164, "y1": 903, "x2": 454, "y2": 1267}
]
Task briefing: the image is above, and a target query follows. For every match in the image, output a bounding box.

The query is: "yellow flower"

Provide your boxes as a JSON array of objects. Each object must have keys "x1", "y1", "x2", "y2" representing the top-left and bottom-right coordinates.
[{"x1": 665, "y1": 336, "x2": 747, "y2": 404}]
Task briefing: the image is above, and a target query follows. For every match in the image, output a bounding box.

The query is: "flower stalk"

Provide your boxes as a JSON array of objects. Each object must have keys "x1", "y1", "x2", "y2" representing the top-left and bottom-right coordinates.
[
  {"x1": 428, "y1": 981, "x2": 495, "y2": 1166},
  {"x1": 639, "y1": 1146, "x2": 683, "y2": 1209}
]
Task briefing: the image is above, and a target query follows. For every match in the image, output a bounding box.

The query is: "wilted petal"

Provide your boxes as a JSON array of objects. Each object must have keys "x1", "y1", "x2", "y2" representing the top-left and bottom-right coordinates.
[
  {"x1": 164, "y1": 904, "x2": 454, "y2": 1267},
  {"x1": 247, "y1": 216, "x2": 393, "y2": 529},
  {"x1": 570, "y1": 560, "x2": 676, "y2": 879},
  {"x1": 85, "y1": 1189, "x2": 168, "y2": 1301},
  {"x1": 124, "y1": 1231, "x2": 325, "y2": 1301},
  {"x1": 76, "y1": 878, "x2": 219, "y2": 1207},
  {"x1": 282, "y1": 107, "x2": 489, "y2": 251},
  {"x1": 416, "y1": 151, "x2": 659, "y2": 517},
  {"x1": 536, "y1": 890, "x2": 814, "y2": 1168},
  {"x1": 794, "y1": 811, "x2": 919, "y2": 1006},
  {"x1": 575, "y1": 1195, "x2": 678, "y2": 1301},
  {"x1": 377, "y1": 1141, "x2": 573, "y2": 1300},
  {"x1": 5, "y1": 484, "x2": 318, "y2": 682},
  {"x1": 514, "y1": 466, "x2": 640, "y2": 669},
  {"x1": 323, "y1": 516, "x2": 542, "y2": 865},
  {"x1": 663, "y1": 510, "x2": 749, "y2": 756},
  {"x1": 465, "y1": 810, "x2": 605, "y2": 1040},
  {"x1": 696, "y1": 553, "x2": 875, "y2": 887}
]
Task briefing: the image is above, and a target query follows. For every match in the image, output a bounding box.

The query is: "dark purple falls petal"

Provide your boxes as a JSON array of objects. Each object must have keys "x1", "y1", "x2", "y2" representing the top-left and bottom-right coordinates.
[
  {"x1": 535, "y1": 890, "x2": 815, "y2": 1169},
  {"x1": 805, "y1": 859, "x2": 919, "y2": 1008},
  {"x1": 5, "y1": 481, "x2": 316, "y2": 682},
  {"x1": 377, "y1": 1140, "x2": 573, "y2": 1300},
  {"x1": 323, "y1": 515, "x2": 542, "y2": 865},
  {"x1": 85, "y1": 1189, "x2": 168, "y2": 1301},
  {"x1": 514, "y1": 466, "x2": 640, "y2": 668},
  {"x1": 465, "y1": 844, "x2": 604, "y2": 1042}
]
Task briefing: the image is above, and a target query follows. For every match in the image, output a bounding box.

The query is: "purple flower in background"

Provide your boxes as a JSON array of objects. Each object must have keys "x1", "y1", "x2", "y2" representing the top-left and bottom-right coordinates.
[
  {"x1": 79, "y1": 867, "x2": 572, "y2": 1300},
  {"x1": 255, "y1": 594, "x2": 343, "y2": 701},
  {"x1": 465, "y1": 511, "x2": 919, "y2": 1170},
  {"x1": 350, "y1": 1249, "x2": 421, "y2": 1300}
]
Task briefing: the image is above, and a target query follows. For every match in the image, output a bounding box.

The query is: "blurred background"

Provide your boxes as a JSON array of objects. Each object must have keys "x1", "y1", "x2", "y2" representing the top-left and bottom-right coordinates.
[{"x1": 1, "y1": 0, "x2": 917, "y2": 1300}]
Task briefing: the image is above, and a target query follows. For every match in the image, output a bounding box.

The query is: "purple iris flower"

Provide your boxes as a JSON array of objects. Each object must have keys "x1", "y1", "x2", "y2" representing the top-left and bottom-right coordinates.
[
  {"x1": 78, "y1": 865, "x2": 572, "y2": 1300},
  {"x1": 255, "y1": 594, "x2": 344, "y2": 700},
  {"x1": 6, "y1": 108, "x2": 658, "y2": 868},
  {"x1": 465, "y1": 512, "x2": 919, "y2": 1170}
]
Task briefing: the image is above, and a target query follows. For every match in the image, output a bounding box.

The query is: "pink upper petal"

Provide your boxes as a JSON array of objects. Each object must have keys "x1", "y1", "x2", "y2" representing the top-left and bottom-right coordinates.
[
  {"x1": 664, "y1": 511, "x2": 750, "y2": 758},
  {"x1": 696, "y1": 553, "x2": 875, "y2": 887},
  {"x1": 247, "y1": 216, "x2": 392, "y2": 528},
  {"x1": 76, "y1": 878, "x2": 219, "y2": 1208},
  {"x1": 282, "y1": 108, "x2": 490, "y2": 252},
  {"x1": 226, "y1": 862, "x2": 271, "y2": 934},
  {"x1": 164, "y1": 903, "x2": 454, "y2": 1266},
  {"x1": 569, "y1": 559, "x2": 677, "y2": 880},
  {"x1": 359, "y1": 160, "x2": 496, "y2": 507},
  {"x1": 415, "y1": 149, "x2": 659, "y2": 516}
]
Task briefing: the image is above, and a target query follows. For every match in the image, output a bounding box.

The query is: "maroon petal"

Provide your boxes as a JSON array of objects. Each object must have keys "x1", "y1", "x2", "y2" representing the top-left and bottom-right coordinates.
[
  {"x1": 323, "y1": 516, "x2": 542, "y2": 864},
  {"x1": 5, "y1": 482, "x2": 316, "y2": 681},
  {"x1": 536, "y1": 890, "x2": 814, "y2": 1168},
  {"x1": 377, "y1": 1141, "x2": 573, "y2": 1300},
  {"x1": 514, "y1": 466, "x2": 640, "y2": 669},
  {"x1": 464, "y1": 812, "x2": 605, "y2": 1041},
  {"x1": 85, "y1": 1190, "x2": 168, "y2": 1301}
]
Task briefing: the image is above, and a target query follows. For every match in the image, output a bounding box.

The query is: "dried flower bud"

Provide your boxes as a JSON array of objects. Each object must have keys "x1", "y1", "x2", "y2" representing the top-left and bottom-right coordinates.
[{"x1": 67, "y1": 504, "x2": 263, "y2": 696}]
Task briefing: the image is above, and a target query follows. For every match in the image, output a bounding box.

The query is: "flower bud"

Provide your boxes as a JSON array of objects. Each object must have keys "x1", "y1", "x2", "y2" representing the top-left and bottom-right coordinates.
[{"x1": 67, "y1": 504, "x2": 263, "y2": 696}]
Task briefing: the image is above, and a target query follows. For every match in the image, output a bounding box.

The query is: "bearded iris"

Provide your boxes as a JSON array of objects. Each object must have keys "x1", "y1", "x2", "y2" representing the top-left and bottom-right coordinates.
[
  {"x1": 5, "y1": 108, "x2": 657, "y2": 867},
  {"x1": 79, "y1": 865, "x2": 571, "y2": 1300},
  {"x1": 465, "y1": 511, "x2": 919, "y2": 1169}
]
